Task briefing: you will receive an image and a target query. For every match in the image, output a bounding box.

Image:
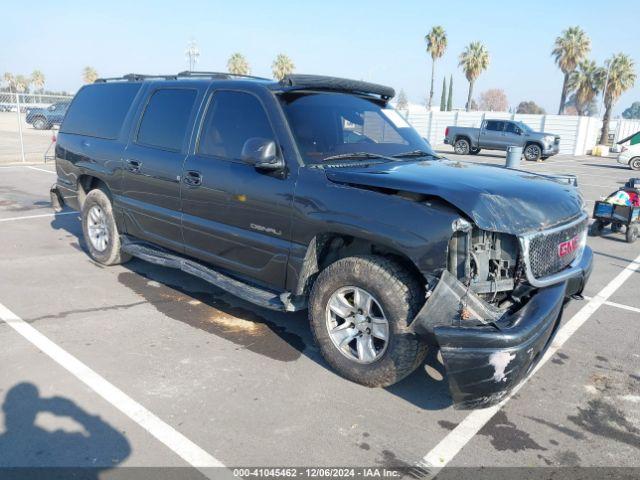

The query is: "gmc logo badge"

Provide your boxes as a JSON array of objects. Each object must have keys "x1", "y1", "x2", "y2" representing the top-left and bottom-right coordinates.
[{"x1": 558, "y1": 235, "x2": 579, "y2": 257}]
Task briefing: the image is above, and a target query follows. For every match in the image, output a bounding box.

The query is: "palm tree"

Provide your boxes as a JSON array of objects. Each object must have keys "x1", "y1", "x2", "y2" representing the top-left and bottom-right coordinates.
[
  {"x1": 31, "y1": 70, "x2": 45, "y2": 91},
  {"x1": 271, "y1": 54, "x2": 295, "y2": 81},
  {"x1": 425, "y1": 26, "x2": 447, "y2": 109},
  {"x1": 14, "y1": 75, "x2": 30, "y2": 93},
  {"x1": 3, "y1": 72, "x2": 15, "y2": 91},
  {"x1": 227, "y1": 53, "x2": 251, "y2": 75},
  {"x1": 599, "y1": 53, "x2": 636, "y2": 144},
  {"x1": 552, "y1": 26, "x2": 590, "y2": 114},
  {"x1": 459, "y1": 42, "x2": 490, "y2": 112},
  {"x1": 566, "y1": 60, "x2": 604, "y2": 116},
  {"x1": 82, "y1": 66, "x2": 99, "y2": 84},
  {"x1": 31, "y1": 70, "x2": 45, "y2": 103}
]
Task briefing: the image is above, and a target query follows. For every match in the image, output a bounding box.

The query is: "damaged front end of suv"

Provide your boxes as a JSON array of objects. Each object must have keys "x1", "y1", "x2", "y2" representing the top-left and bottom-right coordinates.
[{"x1": 412, "y1": 213, "x2": 592, "y2": 409}]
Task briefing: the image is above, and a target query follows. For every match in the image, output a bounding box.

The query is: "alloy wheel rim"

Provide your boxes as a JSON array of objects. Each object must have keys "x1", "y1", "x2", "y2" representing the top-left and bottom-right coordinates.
[
  {"x1": 525, "y1": 145, "x2": 540, "y2": 160},
  {"x1": 87, "y1": 205, "x2": 109, "y2": 252},
  {"x1": 325, "y1": 286, "x2": 389, "y2": 364}
]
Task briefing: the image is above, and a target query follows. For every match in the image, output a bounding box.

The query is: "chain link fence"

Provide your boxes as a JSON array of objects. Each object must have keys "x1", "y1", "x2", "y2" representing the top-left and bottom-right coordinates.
[{"x1": 0, "y1": 92, "x2": 74, "y2": 164}]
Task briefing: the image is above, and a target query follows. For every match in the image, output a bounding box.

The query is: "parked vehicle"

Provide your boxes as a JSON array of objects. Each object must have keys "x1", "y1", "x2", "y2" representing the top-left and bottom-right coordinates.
[
  {"x1": 616, "y1": 131, "x2": 640, "y2": 170},
  {"x1": 50, "y1": 72, "x2": 592, "y2": 408},
  {"x1": 444, "y1": 119, "x2": 561, "y2": 161},
  {"x1": 25, "y1": 102, "x2": 70, "y2": 130}
]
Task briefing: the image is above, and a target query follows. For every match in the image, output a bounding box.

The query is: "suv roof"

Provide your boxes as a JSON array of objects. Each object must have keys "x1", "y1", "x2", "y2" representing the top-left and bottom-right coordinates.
[{"x1": 94, "y1": 71, "x2": 395, "y2": 100}]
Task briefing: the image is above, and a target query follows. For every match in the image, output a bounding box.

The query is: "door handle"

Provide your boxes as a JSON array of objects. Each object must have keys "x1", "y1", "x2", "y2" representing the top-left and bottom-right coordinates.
[
  {"x1": 125, "y1": 159, "x2": 142, "y2": 173},
  {"x1": 183, "y1": 170, "x2": 202, "y2": 186}
]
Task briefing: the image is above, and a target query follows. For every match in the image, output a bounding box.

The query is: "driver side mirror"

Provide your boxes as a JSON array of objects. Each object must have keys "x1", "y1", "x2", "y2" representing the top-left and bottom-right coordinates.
[{"x1": 241, "y1": 138, "x2": 284, "y2": 171}]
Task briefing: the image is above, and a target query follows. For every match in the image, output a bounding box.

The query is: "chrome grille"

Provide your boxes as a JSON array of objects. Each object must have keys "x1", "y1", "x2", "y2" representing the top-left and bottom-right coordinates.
[{"x1": 522, "y1": 215, "x2": 588, "y2": 280}]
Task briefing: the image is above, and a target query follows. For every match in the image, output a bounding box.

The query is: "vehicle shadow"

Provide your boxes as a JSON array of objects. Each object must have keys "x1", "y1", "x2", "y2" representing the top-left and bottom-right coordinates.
[
  {"x1": 50, "y1": 212, "x2": 453, "y2": 411},
  {"x1": 0, "y1": 383, "x2": 130, "y2": 477}
]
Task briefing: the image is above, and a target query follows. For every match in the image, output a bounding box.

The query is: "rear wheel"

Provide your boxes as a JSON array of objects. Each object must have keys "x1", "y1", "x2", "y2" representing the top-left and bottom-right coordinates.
[
  {"x1": 453, "y1": 138, "x2": 470, "y2": 155},
  {"x1": 626, "y1": 224, "x2": 639, "y2": 243},
  {"x1": 81, "y1": 188, "x2": 131, "y2": 265},
  {"x1": 524, "y1": 144, "x2": 542, "y2": 161},
  {"x1": 309, "y1": 255, "x2": 427, "y2": 387},
  {"x1": 630, "y1": 157, "x2": 640, "y2": 171},
  {"x1": 589, "y1": 220, "x2": 604, "y2": 237}
]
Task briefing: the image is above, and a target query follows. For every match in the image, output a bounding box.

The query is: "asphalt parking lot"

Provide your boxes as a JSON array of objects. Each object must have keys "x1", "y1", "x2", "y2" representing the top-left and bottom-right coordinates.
[
  {"x1": 0, "y1": 151, "x2": 639, "y2": 479},
  {"x1": 0, "y1": 112, "x2": 56, "y2": 164}
]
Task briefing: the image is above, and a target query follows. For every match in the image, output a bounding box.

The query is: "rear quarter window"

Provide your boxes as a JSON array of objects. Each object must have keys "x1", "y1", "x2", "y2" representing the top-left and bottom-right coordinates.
[{"x1": 61, "y1": 83, "x2": 141, "y2": 139}]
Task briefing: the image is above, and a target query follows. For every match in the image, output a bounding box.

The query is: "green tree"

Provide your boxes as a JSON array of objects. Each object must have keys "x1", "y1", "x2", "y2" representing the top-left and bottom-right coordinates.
[
  {"x1": 622, "y1": 101, "x2": 640, "y2": 119},
  {"x1": 516, "y1": 101, "x2": 546, "y2": 114},
  {"x1": 447, "y1": 75, "x2": 453, "y2": 111},
  {"x1": 599, "y1": 53, "x2": 637, "y2": 144},
  {"x1": 552, "y1": 26, "x2": 591, "y2": 114},
  {"x1": 425, "y1": 26, "x2": 447, "y2": 109},
  {"x1": 459, "y1": 42, "x2": 490, "y2": 112},
  {"x1": 567, "y1": 59, "x2": 604, "y2": 116},
  {"x1": 396, "y1": 89, "x2": 408, "y2": 110},
  {"x1": 440, "y1": 76, "x2": 447, "y2": 111},
  {"x1": 82, "y1": 66, "x2": 99, "y2": 84},
  {"x1": 271, "y1": 54, "x2": 295, "y2": 81},
  {"x1": 227, "y1": 53, "x2": 251, "y2": 75},
  {"x1": 14, "y1": 75, "x2": 30, "y2": 93}
]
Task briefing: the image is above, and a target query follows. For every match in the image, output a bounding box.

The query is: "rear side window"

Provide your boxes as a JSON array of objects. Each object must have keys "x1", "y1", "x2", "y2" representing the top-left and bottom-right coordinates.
[
  {"x1": 198, "y1": 91, "x2": 274, "y2": 160},
  {"x1": 137, "y1": 89, "x2": 197, "y2": 151},
  {"x1": 485, "y1": 120, "x2": 504, "y2": 132},
  {"x1": 61, "y1": 83, "x2": 141, "y2": 139}
]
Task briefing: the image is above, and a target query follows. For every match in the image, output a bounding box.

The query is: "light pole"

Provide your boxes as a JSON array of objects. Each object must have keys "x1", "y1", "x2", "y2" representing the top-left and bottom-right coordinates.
[{"x1": 185, "y1": 40, "x2": 200, "y2": 72}]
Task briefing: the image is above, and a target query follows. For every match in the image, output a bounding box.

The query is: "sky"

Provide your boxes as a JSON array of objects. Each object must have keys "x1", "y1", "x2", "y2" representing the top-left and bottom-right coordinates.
[{"x1": 2, "y1": 0, "x2": 639, "y2": 115}]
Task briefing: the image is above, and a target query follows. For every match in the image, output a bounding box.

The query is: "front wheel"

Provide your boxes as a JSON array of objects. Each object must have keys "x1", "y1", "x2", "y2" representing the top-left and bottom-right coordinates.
[
  {"x1": 33, "y1": 117, "x2": 48, "y2": 130},
  {"x1": 627, "y1": 224, "x2": 639, "y2": 243},
  {"x1": 630, "y1": 157, "x2": 640, "y2": 171},
  {"x1": 81, "y1": 188, "x2": 131, "y2": 265},
  {"x1": 309, "y1": 255, "x2": 427, "y2": 387},
  {"x1": 453, "y1": 138, "x2": 470, "y2": 155},
  {"x1": 524, "y1": 144, "x2": 542, "y2": 161},
  {"x1": 589, "y1": 220, "x2": 604, "y2": 237}
]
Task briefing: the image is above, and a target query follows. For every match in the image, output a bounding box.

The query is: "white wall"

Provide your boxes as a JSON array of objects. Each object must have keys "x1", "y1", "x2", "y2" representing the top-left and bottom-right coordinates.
[{"x1": 397, "y1": 105, "x2": 640, "y2": 156}]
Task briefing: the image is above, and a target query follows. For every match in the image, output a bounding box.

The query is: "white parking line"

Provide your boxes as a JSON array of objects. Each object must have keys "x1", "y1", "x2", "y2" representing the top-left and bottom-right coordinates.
[
  {"x1": 0, "y1": 302, "x2": 226, "y2": 474},
  {"x1": 418, "y1": 252, "x2": 640, "y2": 475},
  {"x1": 0, "y1": 211, "x2": 76, "y2": 222},
  {"x1": 583, "y1": 296, "x2": 640, "y2": 314},
  {"x1": 26, "y1": 165, "x2": 56, "y2": 174}
]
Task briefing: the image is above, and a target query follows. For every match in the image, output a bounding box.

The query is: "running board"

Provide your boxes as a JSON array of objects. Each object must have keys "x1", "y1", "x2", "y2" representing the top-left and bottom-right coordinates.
[{"x1": 120, "y1": 237, "x2": 304, "y2": 312}]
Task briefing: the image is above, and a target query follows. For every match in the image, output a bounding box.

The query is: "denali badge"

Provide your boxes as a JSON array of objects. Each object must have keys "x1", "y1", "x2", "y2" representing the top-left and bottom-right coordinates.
[{"x1": 558, "y1": 235, "x2": 579, "y2": 257}]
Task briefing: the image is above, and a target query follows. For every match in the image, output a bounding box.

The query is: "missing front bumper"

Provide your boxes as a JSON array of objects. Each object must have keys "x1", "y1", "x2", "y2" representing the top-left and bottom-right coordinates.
[{"x1": 412, "y1": 246, "x2": 592, "y2": 409}]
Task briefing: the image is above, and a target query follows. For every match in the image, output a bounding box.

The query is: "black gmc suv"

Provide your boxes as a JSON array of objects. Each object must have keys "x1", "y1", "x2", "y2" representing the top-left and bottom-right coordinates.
[{"x1": 50, "y1": 72, "x2": 592, "y2": 408}]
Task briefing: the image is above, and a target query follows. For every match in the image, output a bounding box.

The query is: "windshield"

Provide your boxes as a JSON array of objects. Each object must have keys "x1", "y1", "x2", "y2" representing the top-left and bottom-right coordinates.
[
  {"x1": 514, "y1": 121, "x2": 533, "y2": 133},
  {"x1": 278, "y1": 92, "x2": 435, "y2": 163}
]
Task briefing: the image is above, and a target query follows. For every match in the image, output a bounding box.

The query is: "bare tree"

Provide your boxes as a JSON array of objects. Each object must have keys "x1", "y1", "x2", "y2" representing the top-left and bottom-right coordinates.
[{"x1": 479, "y1": 89, "x2": 509, "y2": 111}]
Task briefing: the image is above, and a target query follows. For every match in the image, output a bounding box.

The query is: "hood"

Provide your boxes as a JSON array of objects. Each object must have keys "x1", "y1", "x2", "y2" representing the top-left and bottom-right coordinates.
[{"x1": 324, "y1": 159, "x2": 584, "y2": 235}]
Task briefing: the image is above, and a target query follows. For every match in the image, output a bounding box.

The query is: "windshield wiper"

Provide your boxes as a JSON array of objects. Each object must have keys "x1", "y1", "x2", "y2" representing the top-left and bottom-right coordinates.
[
  {"x1": 321, "y1": 152, "x2": 394, "y2": 162},
  {"x1": 391, "y1": 150, "x2": 440, "y2": 159}
]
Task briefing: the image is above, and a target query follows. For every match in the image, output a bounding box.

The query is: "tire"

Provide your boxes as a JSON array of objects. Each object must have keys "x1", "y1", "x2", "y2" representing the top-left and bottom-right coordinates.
[
  {"x1": 626, "y1": 224, "x2": 639, "y2": 243},
  {"x1": 81, "y1": 188, "x2": 131, "y2": 265},
  {"x1": 469, "y1": 147, "x2": 481, "y2": 155},
  {"x1": 32, "y1": 117, "x2": 48, "y2": 130},
  {"x1": 610, "y1": 222, "x2": 622, "y2": 233},
  {"x1": 524, "y1": 143, "x2": 542, "y2": 161},
  {"x1": 589, "y1": 220, "x2": 604, "y2": 237},
  {"x1": 453, "y1": 138, "x2": 470, "y2": 155},
  {"x1": 309, "y1": 255, "x2": 427, "y2": 387},
  {"x1": 630, "y1": 157, "x2": 640, "y2": 171}
]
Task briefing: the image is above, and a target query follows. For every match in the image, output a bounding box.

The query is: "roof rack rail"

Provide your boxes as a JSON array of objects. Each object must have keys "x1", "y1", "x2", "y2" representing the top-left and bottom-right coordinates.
[
  {"x1": 95, "y1": 73, "x2": 177, "y2": 83},
  {"x1": 176, "y1": 70, "x2": 271, "y2": 81}
]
